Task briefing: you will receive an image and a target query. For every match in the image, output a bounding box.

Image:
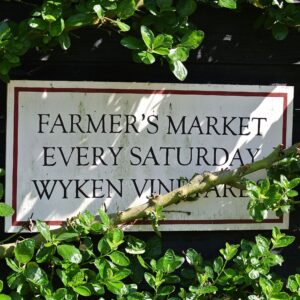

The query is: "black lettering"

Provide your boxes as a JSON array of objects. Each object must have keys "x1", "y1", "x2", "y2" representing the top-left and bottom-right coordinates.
[
  {"x1": 70, "y1": 114, "x2": 84, "y2": 133},
  {"x1": 125, "y1": 114, "x2": 139, "y2": 133},
  {"x1": 75, "y1": 179, "x2": 89, "y2": 198},
  {"x1": 222, "y1": 117, "x2": 237, "y2": 135},
  {"x1": 167, "y1": 116, "x2": 186, "y2": 134},
  {"x1": 50, "y1": 114, "x2": 67, "y2": 133},
  {"x1": 32, "y1": 179, "x2": 58, "y2": 200},
  {"x1": 252, "y1": 117, "x2": 267, "y2": 136},
  {"x1": 107, "y1": 179, "x2": 123, "y2": 197},
  {"x1": 38, "y1": 114, "x2": 50, "y2": 133},
  {"x1": 58, "y1": 147, "x2": 75, "y2": 166},
  {"x1": 207, "y1": 116, "x2": 220, "y2": 135},
  {"x1": 130, "y1": 147, "x2": 142, "y2": 166},
  {"x1": 110, "y1": 114, "x2": 122, "y2": 133},
  {"x1": 239, "y1": 117, "x2": 250, "y2": 135},
  {"x1": 147, "y1": 115, "x2": 159, "y2": 134},
  {"x1": 87, "y1": 114, "x2": 106, "y2": 133},
  {"x1": 43, "y1": 147, "x2": 56, "y2": 166}
]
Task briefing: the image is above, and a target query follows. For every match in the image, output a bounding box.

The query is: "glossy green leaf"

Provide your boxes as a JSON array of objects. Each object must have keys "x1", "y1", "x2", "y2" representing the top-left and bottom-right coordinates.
[
  {"x1": 141, "y1": 25, "x2": 155, "y2": 49},
  {"x1": 98, "y1": 209, "x2": 110, "y2": 226},
  {"x1": 218, "y1": 0, "x2": 237, "y2": 9},
  {"x1": 181, "y1": 30, "x2": 204, "y2": 49},
  {"x1": 49, "y1": 18, "x2": 65, "y2": 37},
  {"x1": 36, "y1": 220, "x2": 52, "y2": 242},
  {"x1": 115, "y1": 20, "x2": 131, "y2": 32},
  {"x1": 72, "y1": 285, "x2": 93, "y2": 297},
  {"x1": 14, "y1": 239, "x2": 35, "y2": 264},
  {"x1": 169, "y1": 60, "x2": 187, "y2": 81},
  {"x1": 121, "y1": 36, "x2": 144, "y2": 50},
  {"x1": 0, "y1": 295, "x2": 11, "y2": 300},
  {"x1": 57, "y1": 244, "x2": 82, "y2": 264},
  {"x1": 58, "y1": 32, "x2": 71, "y2": 50},
  {"x1": 93, "y1": 4, "x2": 104, "y2": 19},
  {"x1": 28, "y1": 18, "x2": 46, "y2": 30},
  {"x1": 24, "y1": 262, "x2": 48, "y2": 286},
  {"x1": 137, "y1": 51, "x2": 155, "y2": 64},
  {"x1": 117, "y1": 0, "x2": 136, "y2": 19},
  {"x1": 105, "y1": 281, "x2": 125, "y2": 295},
  {"x1": 176, "y1": 0, "x2": 197, "y2": 16},
  {"x1": 0, "y1": 203, "x2": 14, "y2": 217},
  {"x1": 109, "y1": 251, "x2": 130, "y2": 266}
]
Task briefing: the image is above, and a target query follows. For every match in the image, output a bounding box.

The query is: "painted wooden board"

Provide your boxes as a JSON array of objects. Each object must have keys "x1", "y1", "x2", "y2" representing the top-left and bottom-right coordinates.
[{"x1": 5, "y1": 81, "x2": 294, "y2": 232}]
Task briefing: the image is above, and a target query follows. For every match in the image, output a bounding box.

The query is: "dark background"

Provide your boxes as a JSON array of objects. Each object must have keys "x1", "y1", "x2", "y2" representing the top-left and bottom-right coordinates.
[{"x1": 1, "y1": 2, "x2": 300, "y2": 276}]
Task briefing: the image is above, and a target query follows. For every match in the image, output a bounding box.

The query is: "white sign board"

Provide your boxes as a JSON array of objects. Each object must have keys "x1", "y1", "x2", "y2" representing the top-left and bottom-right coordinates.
[{"x1": 5, "y1": 81, "x2": 294, "y2": 232}]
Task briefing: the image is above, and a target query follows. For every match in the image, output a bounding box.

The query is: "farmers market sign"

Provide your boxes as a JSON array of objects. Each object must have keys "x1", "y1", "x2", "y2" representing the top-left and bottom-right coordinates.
[{"x1": 5, "y1": 81, "x2": 294, "y2": 232}]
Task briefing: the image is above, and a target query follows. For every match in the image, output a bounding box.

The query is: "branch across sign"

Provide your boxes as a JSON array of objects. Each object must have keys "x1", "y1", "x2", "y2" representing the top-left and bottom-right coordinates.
[{"x1": 5, "y1": 81, "x2": 294, "y2": 232}]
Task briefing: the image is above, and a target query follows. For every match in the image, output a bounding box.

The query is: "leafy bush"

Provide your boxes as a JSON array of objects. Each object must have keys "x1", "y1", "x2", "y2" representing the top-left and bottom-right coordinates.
[{"x1": 0, "y1": 210, "x2": 298, "y2": 299}]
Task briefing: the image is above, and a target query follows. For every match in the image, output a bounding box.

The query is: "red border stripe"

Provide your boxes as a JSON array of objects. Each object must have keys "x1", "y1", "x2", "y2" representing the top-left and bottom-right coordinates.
[{"x1": 11, "y1": 87, "x2": 288, "y2": 227}]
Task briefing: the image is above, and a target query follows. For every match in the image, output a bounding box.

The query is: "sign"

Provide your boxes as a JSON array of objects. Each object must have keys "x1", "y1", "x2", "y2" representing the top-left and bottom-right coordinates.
[{"x1": 5, "y1": 81, "x2": 294, "y2": 232}]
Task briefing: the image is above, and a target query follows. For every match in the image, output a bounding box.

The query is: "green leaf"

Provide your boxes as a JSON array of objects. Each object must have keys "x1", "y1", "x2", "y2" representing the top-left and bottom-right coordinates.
[
  {"x1": 0, "y1": 295, "x2": 11, "y2": 300},
  {"x1": 272, "y1": 23, "x2": 289, "y2": 41},
  {"x1": 72, "y1": 285, "x2": 92, "y2": 297},
  {"x1": 157, "y1": 285, "x2": 175, "y2": 296},
  {"x1": 137, "y1": 51, "x2": 156, "y2": 64},
  {"x1": 57, "y1": 244, "x2": 82, "y2": 264},
  {"x1": 109, "y1": 251, "x2": 130, "y2": 266},
  {"x1": 49, "y1": 18, "x2": 65, "y2": 37},
  {"x1": 113, "y1": 268, "x2": 131, "y2": 281},
  {"x1": 36, "y1": 220, "x2": 52, "y2": 242},
  {"x1": 55, "y1": 232, "x2": 79, "y2": 241},
  {"x1": 287, "y1": 275, "x2": 299, "y2": 292},
  {"x1": 255, "y1": 235, "x2": 270, "y2": 254},
  {"x1": 287, "y1": 189, "x2": 298, "y2": 197},
  {"x1": 28, "y1": 18, "x2": 46, "y2": 30},
  {"x1": 105, "y1": 281, "x2": 125, "y2": 295},
  {"x1": 0, "y1": 203, "x2": 14, "y2": 217},
  {"x1": 14, "y1": 239, "x2": 35, "y2": 264},
  {"x1": 176, "y1": 0, "x2": 197, "y2": 16},
  {"x1": 0, "y1": 21, "x2": 10, "y2": 41},
  {"x1": 213, "y1": 256, "x2": 224, "y2": 273},
  {"x1": 108, "y1": 228, "x2": 124, "y2": 246},
  {"x1": 24, "y1": 262, "x2": 48, "y2": 286},
  {"x1": 58, "y1": 32, "x2": 71, "y2": 50},
  {"x1": 65, "y1": 14, "x2": 94, "y2": 28},
  {"x1": 93, "y1": 4, "x2": 104, "y2": 19},
  {"x1": 141, "y1": 25, "x2": 155, "y2": 49},
  {"x1": 218, "y1": 0, "x2": 237, "y2": 9},
  {"x1": 157, "y1": 249, "x2": 184, "y2": 273},
  {"x1": 121, "y1": 36, "x2": 144, "y2": 50},
  {"x1": 117, "y1": 0, "x2": 136, "y2": 19},
  {"x1": 98, "y1": 209, "x2": 110, "y2": 226},
  {"x1": 169, "y1": 60, "x2": 187, "y2": 81},
  {"x1": 289, "y1": 178, "x2": 300, "y2": 189},
  {"x1": 272, "y1": 235, "x2": 295, "y2": 249},
  {"x1": 144, "y1": 272, "x2": 156, "y2": 288},
  {"x1": 186, "y1": 248, "x2": 202, "y2": 266},
  {"x1": 181, "y1": 30, "x2": 204, "y2": 49},
  {"x1": 115, "y1": 20, "x2": 130, "y2": 32},
  {"x1": 168, "y1": 47, "x2": 189, "y2": 62},
  {"x1": 98, "y1": 237, "x2": 111, "y2": 255},
  {"x1": 220, "y1": 243, "x2": 239, "y2": 261},
  {"x1": 125, "y1": 236, "x2": 146, "y2": 254},
  {"x1": 5, "y1": 258, "x2": 21, "y2": 273},
  {"x1": 249, "y1": 269, "x2": 260, "y2": 279},
  {"x1": 36, "y1": 244, "x2": 56, "y2": 263}
]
